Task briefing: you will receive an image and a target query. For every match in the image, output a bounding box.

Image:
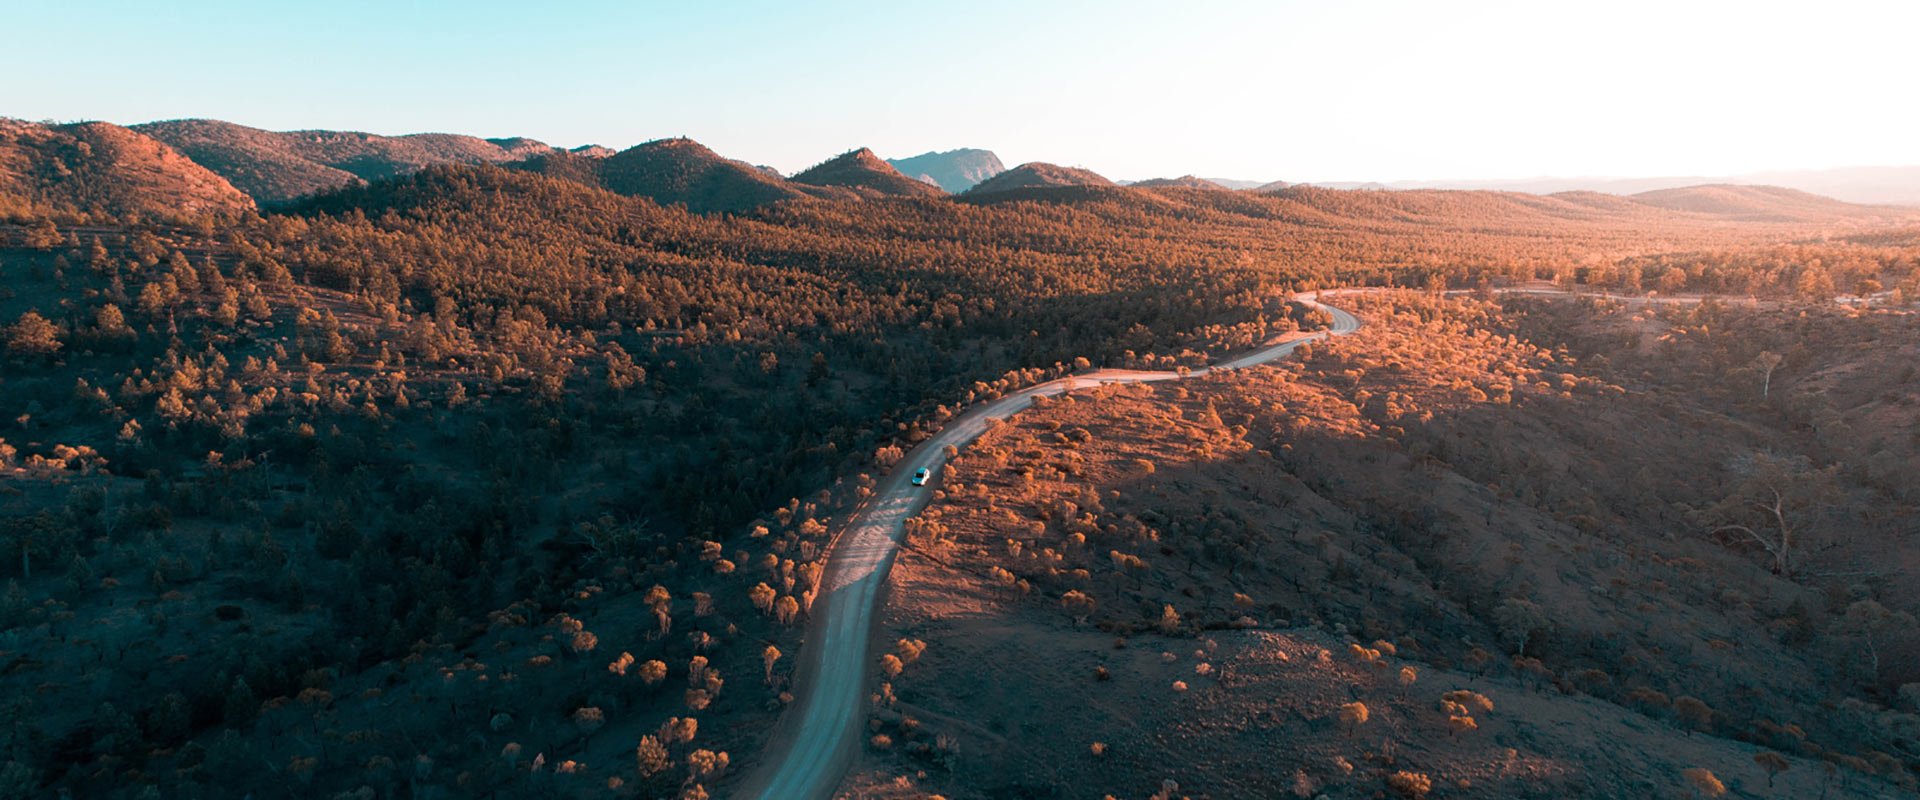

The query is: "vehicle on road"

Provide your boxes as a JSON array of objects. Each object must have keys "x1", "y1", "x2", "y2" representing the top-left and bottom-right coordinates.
[{"x1": 911, "y1": 467, "x2": 930, "y2": 486}]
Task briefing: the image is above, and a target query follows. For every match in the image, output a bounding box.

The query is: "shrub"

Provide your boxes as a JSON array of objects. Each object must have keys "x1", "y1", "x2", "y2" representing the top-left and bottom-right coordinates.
[
  {"x1": 1681, "y1": 767, "x2": 1726, "y2": 797},
  {"x1": 1386, "y1": 771, "x2": 1433, "y2": 799},
  {"x1": 1158, "y1": 604, "x2": 1181, "y2": 635},
  {"x1": 1442, "y1": 690, "x2": 1494, "y2": 714},
  {"x1": 1673, "y1": 696, "x2": 1714, "y2": 734},
  {"x1": 608, "y1": 651, "x2": 635, "y2": 676}
]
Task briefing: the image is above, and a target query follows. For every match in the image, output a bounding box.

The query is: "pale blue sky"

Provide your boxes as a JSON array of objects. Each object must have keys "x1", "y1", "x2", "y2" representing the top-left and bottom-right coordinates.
[{"x1": 5, "y1": 0, "x2": 1915, "y2": 182}]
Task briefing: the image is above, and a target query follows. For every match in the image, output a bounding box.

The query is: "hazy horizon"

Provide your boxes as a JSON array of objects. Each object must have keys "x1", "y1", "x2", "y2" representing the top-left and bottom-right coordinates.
[{"x1": 7, "y1": 0, "x2": 1920, "y2": 183}]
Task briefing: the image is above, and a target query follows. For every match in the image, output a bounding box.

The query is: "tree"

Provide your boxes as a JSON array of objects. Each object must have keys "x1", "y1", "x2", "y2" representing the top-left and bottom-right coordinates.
[
  {"x1": 636, "y1": 736, "x2": 670, "y2": 777},
  {"x1": 23, "y1": 218, "x2": 59, "y2": 249},
  {"x1": 750, "y1": 582, "x2": 777, "y2": 614},
  {"x1": 1338, "y1": 701, "x2": 1369, "y2": 735},
  {"x1": 1702, "y1": 452, "x2": 1840, "y2": 576},
  {"x1": 223, "y1": 678, "x2": 257, "y2": 726},
  {"x1": 762, "y1": 645, "x2": 781, "y2": 684},
  {"x1": 1838, "y1": 600, "x2": 1916, "y2": 685},
  {"x1": 686, "y1": 749, "x2": 728, "y2": 783},
  {"x1": 639, "y1": 659, "x2": 668, "y2": 687},
  {"x1": 646, "y1": 584, "x2": 673, "y2": 635},
  {"x1": 1750, "y1": 351, "x2": 1783, "y2": 399},
  {"x1": 1753, "y1": 751, "x2": 1790, "y2": 788},
  {"x1": 4, "y1": 511, "x2": 67, "y2": 581},
  {"x1": 1493, "y1": 598, "x2": 1551, "y2": 657},
  {"x1": 6, "y1": 311, "x2": 61, "y2": 358},
  {"x1": 1062, "y1": 590, "x2": 1095, "y2": 625},
  {"x1": 572, "y1": 707, "x2": 605, "y2": 745}
]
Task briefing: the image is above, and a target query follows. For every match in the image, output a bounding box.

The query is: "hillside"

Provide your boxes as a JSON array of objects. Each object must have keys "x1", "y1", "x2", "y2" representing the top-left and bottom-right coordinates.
[
  {"x1": 1630, "y1": 184, "x2": 1896, "y2": 223},
  {"x1": 134, "y1": 118, "x2": 559, "y2": 204},
  {"x1": 590, "y1": 137, "x2": 817, "y2": 213},
  {"x1": 886, "y1": 148, "x2": 1006, "y2": 192},
  {"x1": 0, "y1": 119, "x2": 253, "y2": 219},
  {"x1": 1129, "y1": 175, "x2": 1223, "y2": 189},
  {"x1": 1313, "y1": 166, "x2": 1920, "y2": 207},
  {"x1": 964, "y1": 161, "x2": 1116, "y2": 195},
  {"x1": 791, "y1": 148, "x2": 944, "y2": 198},
  {"x1": 850, "y1": 292, "x2": 1920, "y2": 798}
]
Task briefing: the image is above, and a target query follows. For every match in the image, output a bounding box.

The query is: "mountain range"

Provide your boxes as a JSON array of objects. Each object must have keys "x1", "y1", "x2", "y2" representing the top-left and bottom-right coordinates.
[
  {"x1": 132, "y1": 118, "x2": 585, "y2": 204},
  {"x1": 1279, "y1": 167, "x2": 1920, "y2": 206},
  {"x1": 3, "y1": 116, "x2": 1915, "y2": 224}
]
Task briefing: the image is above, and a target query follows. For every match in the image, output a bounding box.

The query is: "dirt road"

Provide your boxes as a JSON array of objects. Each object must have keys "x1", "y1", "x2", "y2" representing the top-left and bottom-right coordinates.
[{"x1": 734, "y1": 293, "x2": 1360, "y2": 800}]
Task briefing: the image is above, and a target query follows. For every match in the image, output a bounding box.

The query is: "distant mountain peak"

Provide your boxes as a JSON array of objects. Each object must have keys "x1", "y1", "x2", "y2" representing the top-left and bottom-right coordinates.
[{"x1": 885, "y1": 148, "x2": 1006, "y2": 193}]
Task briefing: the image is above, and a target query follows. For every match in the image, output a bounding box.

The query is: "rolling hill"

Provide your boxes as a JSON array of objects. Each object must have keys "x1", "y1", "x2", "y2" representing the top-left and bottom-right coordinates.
[
  {"x1": 964, "y1": 161, "x2": 1116, "y2": 195},
  {"x1": 505, "y1": 137, "x2": 824, "y2": 212},
  {"x1": 133, "y1": 118, "x2": 561, "y2": 204},
  {"x1": 577, "y1": 137, "x2": 818, "y2": 213},
  {"x1": 1129, "y1": 175, "x2": 1224, "y2": 189},
  {"x1": 792, "y1": 148, "x2": 944, "y2": 198},
  {"x1": 1628, "y1": 184, "x2": 1896, "y2": 223},
  {"x1": 1303, "y1": 166, "x2": 1920, "y2": 207},
  {"x1": 0, "y1": 118, "x2": 253, "y2": 218},
  {"x1": 885, "y1": 148, "x2": 1005, "y2": 192}
]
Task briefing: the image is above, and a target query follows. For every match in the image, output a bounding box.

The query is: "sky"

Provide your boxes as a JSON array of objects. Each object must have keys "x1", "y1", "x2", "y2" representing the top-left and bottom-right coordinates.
[{"x1": 5, "y1": 0, "x2": 1917, "y2": 183}]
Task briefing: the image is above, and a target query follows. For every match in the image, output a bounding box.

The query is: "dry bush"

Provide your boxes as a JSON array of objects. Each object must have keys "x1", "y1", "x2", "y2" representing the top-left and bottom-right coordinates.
[{"x1": 1386, "y1": 771, "x2": 1433, "y2": 799}]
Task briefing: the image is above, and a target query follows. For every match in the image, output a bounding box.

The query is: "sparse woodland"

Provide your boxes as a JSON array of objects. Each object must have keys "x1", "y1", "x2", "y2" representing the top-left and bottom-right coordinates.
[
  {"x1": 889, "y1": 291, "x2": 1920, "y2": 798},
  {"x1": 2, "y1": 162, "x2": 1919, "y2": 798}
]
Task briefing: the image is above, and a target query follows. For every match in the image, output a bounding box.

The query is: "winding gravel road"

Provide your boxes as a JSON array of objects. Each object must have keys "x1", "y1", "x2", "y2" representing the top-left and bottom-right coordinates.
[{"x1": 735, "y1": 294, "x2": 1361, "y2": 800}]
